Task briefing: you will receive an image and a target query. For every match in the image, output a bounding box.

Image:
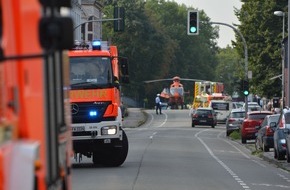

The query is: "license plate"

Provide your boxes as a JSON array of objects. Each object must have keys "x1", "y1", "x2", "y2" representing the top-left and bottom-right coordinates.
[
  {"x1": 200, "y1": 120, "x2": 206, "y2": 122},
  {"x1": 104, "y1": 139, "x2": 111, "y2": 143},
  {"x1": 72, "y1": 126, "x2": 85, "y2": 132}
]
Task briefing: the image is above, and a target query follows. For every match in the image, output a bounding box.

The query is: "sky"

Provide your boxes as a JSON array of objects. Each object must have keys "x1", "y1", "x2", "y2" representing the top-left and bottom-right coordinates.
[{"x1": 173, "y1": 0, "x2": 242, "y2": 48}]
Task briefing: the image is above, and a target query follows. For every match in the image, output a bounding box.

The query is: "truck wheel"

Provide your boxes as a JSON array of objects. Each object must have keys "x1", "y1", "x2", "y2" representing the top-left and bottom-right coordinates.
[{"x1": 102, "y1": 130, "x2": 129, "y2": 167}]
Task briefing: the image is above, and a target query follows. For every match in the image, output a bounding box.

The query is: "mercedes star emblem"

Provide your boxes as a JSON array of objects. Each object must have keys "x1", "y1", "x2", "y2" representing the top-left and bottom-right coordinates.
[{"x1": 71, "y1": 103, "x2": 79, "y2": 115}]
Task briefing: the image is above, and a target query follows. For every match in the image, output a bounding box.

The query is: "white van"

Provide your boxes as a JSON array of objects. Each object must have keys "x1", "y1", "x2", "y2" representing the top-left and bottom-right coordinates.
[{"x1": 209, "y1": 100, "x2": 232, "y2": 123}]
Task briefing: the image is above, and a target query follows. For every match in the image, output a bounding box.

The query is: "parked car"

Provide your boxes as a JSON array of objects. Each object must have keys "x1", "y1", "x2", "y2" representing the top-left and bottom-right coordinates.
[
  {"x1": 240, "y1": 111, "x2": 273, "y2": 144},
  {"x1": 242, "y1": 102, "x2": 259, "y2": 108},
  {"x1": 225, "y1": 109, "x2": 245, "y2": 136},
  {"x1": 255, "y1": 114, "x2": 279, "y2": 152},
  {"x1": 273, "y1": 125, "x2": 289, "y2": 160},
  {"x1": 242, "y1": 102, "x2": 262, "y2": 112},
  {"x1": 191, "y1": 107, "x2": 217, "y2": 128},
  {"x1": 279, "y1": 108, "x2": 290, "y2": 162},
  {"x1": 233, "y1": 102, "x2": 243, "y2": 109}
]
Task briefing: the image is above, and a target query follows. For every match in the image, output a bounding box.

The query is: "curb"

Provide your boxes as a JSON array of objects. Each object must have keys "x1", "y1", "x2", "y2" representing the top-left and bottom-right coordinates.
[
  {"x1": 231, "y1": 138, "x2": 290, "y2": 172},
  {"x1": 138, "y1": 109, "x2": 148, "y2": 127}
]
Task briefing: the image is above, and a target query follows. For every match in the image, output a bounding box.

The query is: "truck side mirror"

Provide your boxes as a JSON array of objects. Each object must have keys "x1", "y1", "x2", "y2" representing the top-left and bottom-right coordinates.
[{"x1": 39, "y1": 17, "x2": 74, "y2": 50}]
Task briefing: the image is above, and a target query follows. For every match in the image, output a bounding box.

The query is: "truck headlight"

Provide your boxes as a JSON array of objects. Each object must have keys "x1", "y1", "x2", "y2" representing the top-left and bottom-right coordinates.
[{"x1": 101, "y1": 126, "x2": 117, "y2": 135}]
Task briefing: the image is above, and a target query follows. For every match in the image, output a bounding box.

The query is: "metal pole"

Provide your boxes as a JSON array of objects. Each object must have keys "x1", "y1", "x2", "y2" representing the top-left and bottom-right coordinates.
[
  {"x1": 288, "y1": 1, "x2": 290, "y2": 107},
  {"x1": 209, "y1": 22, "x2": 248, "y2": 113},
  {"x1": 73, "y1": 18, "x2": 122, "y2": 31},
  {"x1": 282, "y1": 13, "x2": 285, "y2": 108}
]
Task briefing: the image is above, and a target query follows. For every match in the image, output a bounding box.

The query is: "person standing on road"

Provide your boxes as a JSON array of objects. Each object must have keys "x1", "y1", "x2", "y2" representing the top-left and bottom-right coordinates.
[{"x1": 155, "y1": 94, "x2": 162, "y2": 114}]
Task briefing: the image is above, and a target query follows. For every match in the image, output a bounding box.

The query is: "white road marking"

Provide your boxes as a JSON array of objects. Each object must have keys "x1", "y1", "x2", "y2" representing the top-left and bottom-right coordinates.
[{"x1": 195, "y1": 129, "x2": 251, "y2": 190}]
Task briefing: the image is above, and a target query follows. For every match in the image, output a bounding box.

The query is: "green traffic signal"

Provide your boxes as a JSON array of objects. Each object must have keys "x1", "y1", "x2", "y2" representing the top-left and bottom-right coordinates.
[
  {"x1": 190, "y1": 26, "x2": 197, "y2": 33},
  {"x1": 243, "y1": 80, "x2": 249, "y2": 96},
  {"x1": 187, "y1": 10, "x2": 199, "y2": 35}
]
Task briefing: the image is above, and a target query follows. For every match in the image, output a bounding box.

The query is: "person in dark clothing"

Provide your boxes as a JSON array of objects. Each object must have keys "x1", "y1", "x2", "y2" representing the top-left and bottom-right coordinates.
[{"x1": 155, "y1": 94, "x2": 162, "y2": 114}]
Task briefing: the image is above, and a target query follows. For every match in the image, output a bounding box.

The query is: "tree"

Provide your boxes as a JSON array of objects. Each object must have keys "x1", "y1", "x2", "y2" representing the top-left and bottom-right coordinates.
[
  {"x1": 214, "y1": 46, "x2": 242, "y2": 96},
  {"x1": 234, "y1": 0, "x2": 287, "y2": 98},
  {"x1": 102, "y1": 0, "x2": 220, "y2": 107}
]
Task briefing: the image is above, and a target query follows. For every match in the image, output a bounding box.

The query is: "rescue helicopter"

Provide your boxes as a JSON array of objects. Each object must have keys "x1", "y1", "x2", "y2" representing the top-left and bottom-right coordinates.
[{"x1": 144, "y1": 76, "x2": 205, "y2": 109}]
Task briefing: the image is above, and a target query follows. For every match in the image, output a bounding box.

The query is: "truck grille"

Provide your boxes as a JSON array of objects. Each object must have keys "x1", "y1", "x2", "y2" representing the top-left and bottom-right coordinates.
[{"x1": 71, "y1": 101, "x2": 112, "y2": 123}]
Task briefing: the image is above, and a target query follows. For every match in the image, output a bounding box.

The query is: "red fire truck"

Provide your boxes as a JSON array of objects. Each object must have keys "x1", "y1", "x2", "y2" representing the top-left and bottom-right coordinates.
[
  {"x1": 68, "y1": 40, "x2": 129, "y2": 167},
  {"x1": 0, "y1": 0, "x2": 73, "y2": 189}
]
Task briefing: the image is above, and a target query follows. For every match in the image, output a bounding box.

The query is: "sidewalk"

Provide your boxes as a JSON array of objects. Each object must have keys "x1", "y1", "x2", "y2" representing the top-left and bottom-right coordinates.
[
  {"x1": 237, "y1": 141, "x2": 290, "y2": 172},
  {"x1": 122, "y1": 108, "x2": 147, "y2": 128}
]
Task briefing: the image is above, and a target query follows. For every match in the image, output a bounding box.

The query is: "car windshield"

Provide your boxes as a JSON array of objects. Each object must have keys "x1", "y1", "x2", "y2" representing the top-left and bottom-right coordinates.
[
  {"x1": 231, "y1": 112, "x2": 245, "y2": 118},
  {"x1": 248, "y1": 113, "x2": 271, "y2": 120},
  {"x1": 269, "y1": 115, "x2": 279, "y2": 124},
  {"x1": 196, "y1": 110, "x2": 211, "y2": 115},
  {"x1": 284, "y1": 112, "x2": 290, "y2": 124},
  {"x1": 70, "y1": 56, "x2": 113, "y2": 87},
  {"x1": 211, "y1": 102, "x2": 229, "y2": 111}
]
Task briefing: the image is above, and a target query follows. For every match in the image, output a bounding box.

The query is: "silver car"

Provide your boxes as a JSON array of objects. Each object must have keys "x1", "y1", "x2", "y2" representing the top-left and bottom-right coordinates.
[{"x1": 226, "y1": 109, "x2": 246, "y2": 136}]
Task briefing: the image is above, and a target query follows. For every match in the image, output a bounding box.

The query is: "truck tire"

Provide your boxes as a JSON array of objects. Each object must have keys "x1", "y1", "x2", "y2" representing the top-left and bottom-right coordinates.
[{"x1": 101, "y1": 130, "x2": 129, "y2": 167}]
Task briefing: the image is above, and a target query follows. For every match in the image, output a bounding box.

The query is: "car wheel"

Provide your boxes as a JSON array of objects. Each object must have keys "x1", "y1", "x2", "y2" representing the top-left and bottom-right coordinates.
[
  {"x1": 277, "y1": 149, "x2": 285, "y2": 160},
  {"x1": 241, "y1": 137, "x2": 246, "y2": 144},
  {"x1": 191, "y1": 122, "x2": 195, "y2": 127},
  {"x1": 274, "y1": 147, "x2": 277, "y2": 159},
  {"x1": 287, "y1": 149, "x2": 290, "y2": 163},
  {"x1": 263, "y1": 142, "x2": 269, "y2": 152},
  {"x1": 226, "y1": 131, "x2": 230, "y2": 136}
]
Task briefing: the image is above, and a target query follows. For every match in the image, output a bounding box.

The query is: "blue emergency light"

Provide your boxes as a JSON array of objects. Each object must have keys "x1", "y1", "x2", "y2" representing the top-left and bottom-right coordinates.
[
  {"x1": 89, "y1": 110, "x2": 98, "y2": 117},
  {"x1": 92, "y1": 40, "x2": 101, "y2": 50}
]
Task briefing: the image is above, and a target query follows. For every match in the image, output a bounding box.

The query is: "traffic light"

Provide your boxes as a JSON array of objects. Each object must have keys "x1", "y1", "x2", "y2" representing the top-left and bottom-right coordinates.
[
  {"x1": 243, "y1": 80, "x2": 249, "y2": 96},
  {"x1": 114, "y1": 7, "x2": 125, "y2": 32},
  {"x1": 187, "y1": 10, "x2": 199, "y2": 35}
]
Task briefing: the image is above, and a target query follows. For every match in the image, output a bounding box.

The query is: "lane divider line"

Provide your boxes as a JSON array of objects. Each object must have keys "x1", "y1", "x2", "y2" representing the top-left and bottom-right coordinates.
[{"x1": 195, "y1": 130, "x2": 251, "y2": 190}]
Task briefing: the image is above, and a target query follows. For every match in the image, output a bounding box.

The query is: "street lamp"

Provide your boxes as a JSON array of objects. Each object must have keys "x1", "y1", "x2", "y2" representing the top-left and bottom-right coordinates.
[{"x1": 274, "y1": 10, "x2": 285, "y2": 108}]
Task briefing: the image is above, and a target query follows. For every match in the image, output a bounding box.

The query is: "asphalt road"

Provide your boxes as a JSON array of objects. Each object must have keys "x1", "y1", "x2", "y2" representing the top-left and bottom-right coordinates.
[{"x1": 71, "y1": 109, "x2": 290, "y2": 190}]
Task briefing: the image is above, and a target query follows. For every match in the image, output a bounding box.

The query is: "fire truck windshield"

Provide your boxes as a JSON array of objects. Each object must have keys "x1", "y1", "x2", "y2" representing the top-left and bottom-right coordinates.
[{"x1": 70, "y1": 56, "x2": 113, "y2": 88}]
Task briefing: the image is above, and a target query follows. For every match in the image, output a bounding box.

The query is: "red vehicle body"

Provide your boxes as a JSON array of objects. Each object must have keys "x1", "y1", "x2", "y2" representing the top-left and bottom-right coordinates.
[
  {"x1": 0, "y1": 0, "x2": 73, "y2": 189},
  {"x1": 241, "y1": 111, "x2": 273, "y2": 144}
]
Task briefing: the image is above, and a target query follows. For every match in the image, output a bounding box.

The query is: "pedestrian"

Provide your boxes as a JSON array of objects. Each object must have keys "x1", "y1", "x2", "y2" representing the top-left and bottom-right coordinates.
[{"x1": 155, "y1": 94, "x2": 162, "y2": 114}]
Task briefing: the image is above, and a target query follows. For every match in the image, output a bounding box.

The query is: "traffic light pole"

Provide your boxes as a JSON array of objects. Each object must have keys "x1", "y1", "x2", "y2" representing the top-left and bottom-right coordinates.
[
  {"x1": 73, "y1": 18, "x2": 121, "y2": 31},
  {"x1": 209, "y1": 22, "x2": 249, "y2": 113}
]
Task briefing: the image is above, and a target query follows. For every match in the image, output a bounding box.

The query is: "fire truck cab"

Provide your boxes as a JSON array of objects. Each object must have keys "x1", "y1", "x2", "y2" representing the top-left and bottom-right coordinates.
[{"x1": 68, "y1": 40, "x2": 129, "y2": 167}]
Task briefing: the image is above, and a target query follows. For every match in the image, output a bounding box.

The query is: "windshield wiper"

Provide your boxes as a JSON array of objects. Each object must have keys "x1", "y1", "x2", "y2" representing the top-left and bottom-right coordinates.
[{"x1": 70, "y1": 82, "x2": 108, "y2": 89}]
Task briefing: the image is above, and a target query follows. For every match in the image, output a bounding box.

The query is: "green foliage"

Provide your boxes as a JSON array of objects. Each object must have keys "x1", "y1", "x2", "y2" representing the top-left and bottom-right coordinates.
[
  {"x1": 235, "y1": 0, "x2": 287, "y2": 98},
  {"x1": 102, "y1": 0, "x2": 222, "y2": 107},
  {"x1": 229, "y1": 130, "x2": 240, "y2": 140},
  {"x1": 215, "y1": 46, "x2": 242, "y2": 96}
]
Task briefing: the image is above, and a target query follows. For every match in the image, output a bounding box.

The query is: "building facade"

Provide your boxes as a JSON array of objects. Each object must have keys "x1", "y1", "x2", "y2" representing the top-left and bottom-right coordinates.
[{"x1": 70, "y1": 0, "x2": 103, "y2": 42}]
